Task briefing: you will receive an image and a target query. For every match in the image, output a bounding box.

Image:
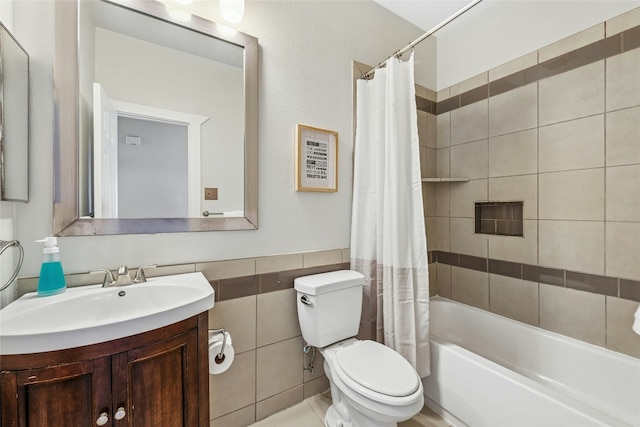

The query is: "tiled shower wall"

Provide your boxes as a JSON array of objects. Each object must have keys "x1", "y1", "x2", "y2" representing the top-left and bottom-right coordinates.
[{"x1": 421, "y1": 7, "x2": 640, "y2": 359}]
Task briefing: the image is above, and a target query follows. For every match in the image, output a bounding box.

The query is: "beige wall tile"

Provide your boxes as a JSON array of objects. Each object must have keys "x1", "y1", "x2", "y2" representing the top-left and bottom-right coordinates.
[
  {"x1": 424, "y1": 147, "x2": 437, "y2": 177},
  {"x1": 539, "y1": 115, "x2": 605, "y2": 173},
  {"x1": 436, "y1": 147, "x2": 450, "y2": 178},
  {"x1": 539, "y1": 284, "x2": 605, "y2": 346},
  {"x1": 303, "y1": 376, "x2": 330, "y2": 399},
  {"x1": 606, "y1": 106, "x2": 640, "y2": 166},
  {"x1": 423, "y1": 185, "x2": 437, "y2": 217},
  {"x1": 144, "y1": 263, "x2": 196, "y2": 278},
  {"x1": 434, "y1": 217, "x2": 450, "y2": 251},
  {"x1": 341, "y1": 248, "x2": 350, "y2": 263},
  {"x1": 436, "y1": 112, "x2": 451, "y2": 148},
  {"x1": 429, "y1": 263, "x2": 437, "y2": 297},
  {"x1": 489, "y1": 51, "x2": 538, "y2": 82},
  {"x1": 489, "y1": 275, "x2": 539, "y2": 326},
  {"x1": 451, "y1": 140, "x2": 488, "y2": 180},
  {"x1": 539, "y1": 23, "x2": 604, "y2": 62},
  {"x1": 210, "y1": 350, "x2": 256, "y2": 418},
  {"x1": 606, "y1": 6, "x2": 640, "y2": 35},
  {"x1": 256, "y1": 254, "x2": 303, "y2": 275},
  {"x1": 255, "y1": 385, "x2": 304, "y2": 421},
  {"x1": 418, "y1": 110, "x2": 429, "y2": 149},
  {"x1": 539, "y1": 61, "x2": 604, "y2": 126},
  {"x1": 426, "y1": 113, "x2": 437, "y2": 149},
  {"x1": 451, "y1": 71, "x2": 488, "y2": 96},
  {"x1": 197, "y1": 258, "x2": 256, "y2": 280},
  {"x1": 606, "y1": 165, "x2": 640, "y2": 222},
  {"x1": 451, "y1": 100, "x2": 488, "y2": 145},
  {"x1": 257, "y1": 289, "x2": 301, "y2": 347},
  {"x1": 437, "y1": 87, "x2": 450, "y2": 102},
  {"x1": 436, "y1": 264, "x2": 452, "y2": 299},
  {"x1": 450, "y1": 217, "x2": 488, "y2": 258},
  {"x1": 606, "y1": 222, "x2": 640, "y2": 280},
  {"x1": 435, "y1": 183, "x2": 450, "y2": 217},
  {"x1": 539, "y1": 169, "x2": 605, "y2": 221},
  {"x1": 488, "y1": 220, "x2": 538, "y2": 265},
  {"x1": 450, "y1": 179, "x2": 487, "y2": 218},
  {"x1": 425, "y1": 217, "x2": 437, "y2": 252},
  {"x1": 210, "y1": 405, "x2": 255, "y2": 427},
  {"x1": 303, "y1": 250, "x2": 343, "y2": 268},
  {"x1": 209, "y1": 295, "x2": 257, "y2": 354},
  {"x1": 606, "y1": 297, "x2": 640, "y2": 358},
  {"x1": 606, "y1": 49, "x2": 640, "y2": 112},
  {"x1": 488, "y1": 175, "x2": 538, "y2": 220},
  {"x1": 489, "y1": 129, "x2": 538, "y2": 177},
  {"x1": 256, "y1": 337, "x2": 304, "y2": 401},
  {"x1": 451, "y1": 267, "x2": 489, "y2": 310},
  {"x1": 489, "y1": 83, "x2": 538, "y2": 137},
  {"x1": 539, "y1": 220, "x2": 604, "y2": 275}
]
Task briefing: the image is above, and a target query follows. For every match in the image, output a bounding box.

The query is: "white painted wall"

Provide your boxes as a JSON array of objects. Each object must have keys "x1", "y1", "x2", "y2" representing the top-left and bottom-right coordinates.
[
  {"x1": 12, "y1": 0, "x2": 425, "y2": 277},
  {"x1": 435, "y1": 0, "x2": 640, "y2": 90}
]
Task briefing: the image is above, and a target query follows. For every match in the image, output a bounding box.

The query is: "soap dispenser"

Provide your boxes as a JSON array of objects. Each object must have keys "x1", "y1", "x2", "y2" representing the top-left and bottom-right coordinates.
[{"x1": 36, "y1": 237, "x2": 66, "y2": 296}]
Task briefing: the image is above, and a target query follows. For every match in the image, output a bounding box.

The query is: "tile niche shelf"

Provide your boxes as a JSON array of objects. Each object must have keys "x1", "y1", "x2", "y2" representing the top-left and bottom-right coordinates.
[{"x1": 421, "y1": 177, "x2": 470, "y2": 183}]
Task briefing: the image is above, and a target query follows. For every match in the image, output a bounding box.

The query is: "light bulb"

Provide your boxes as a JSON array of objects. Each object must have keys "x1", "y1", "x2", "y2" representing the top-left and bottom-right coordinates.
[{"x1": 220, "y1": 0, "x2": 244, "y2": 24}]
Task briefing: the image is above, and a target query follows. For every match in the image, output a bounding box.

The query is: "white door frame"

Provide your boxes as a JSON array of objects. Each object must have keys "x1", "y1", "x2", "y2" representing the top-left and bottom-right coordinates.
[{"x1": 111, "y1": 100, "x2": 209, "y2": 218}]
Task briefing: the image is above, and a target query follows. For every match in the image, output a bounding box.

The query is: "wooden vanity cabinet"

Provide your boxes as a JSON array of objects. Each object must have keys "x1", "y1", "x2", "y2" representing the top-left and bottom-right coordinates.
[{"x1": 0, "y1": 313, "x2": 209, "y2": 427}]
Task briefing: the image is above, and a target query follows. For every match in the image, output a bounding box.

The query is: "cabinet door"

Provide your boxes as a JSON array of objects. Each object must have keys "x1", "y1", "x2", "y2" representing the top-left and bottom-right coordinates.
[
  {"x1": 112, "y1": 329, "x2": 199, "y2": 427},
  {"x1": 0, "y1": 358, "x2": 112, "y2": 427}
]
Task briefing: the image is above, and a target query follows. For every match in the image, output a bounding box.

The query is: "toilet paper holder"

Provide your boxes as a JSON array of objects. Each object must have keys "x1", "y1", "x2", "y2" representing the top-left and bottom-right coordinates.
[{"x1": 208, "y1": 327, "x2": 229, "y2": 364}]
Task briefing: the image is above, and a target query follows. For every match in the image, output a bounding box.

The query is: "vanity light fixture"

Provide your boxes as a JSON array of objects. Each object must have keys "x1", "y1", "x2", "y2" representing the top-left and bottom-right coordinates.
[
  {"x1": 163, "y1": 0, "x2": 192, "y2": 22},
  {"x1": 220, "y1": 0, "x2": 245, "y2": 24}
]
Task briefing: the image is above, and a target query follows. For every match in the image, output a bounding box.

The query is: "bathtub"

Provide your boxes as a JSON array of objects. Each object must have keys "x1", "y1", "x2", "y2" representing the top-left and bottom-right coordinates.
[{"x1": 423, "y1": 297, "x2": 640, "y2": 427}]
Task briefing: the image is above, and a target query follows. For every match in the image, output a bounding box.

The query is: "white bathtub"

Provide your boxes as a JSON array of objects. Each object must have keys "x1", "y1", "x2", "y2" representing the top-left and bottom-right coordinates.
[{"x1": 423, "y1": 297, "x2": 640, "y2": 427}]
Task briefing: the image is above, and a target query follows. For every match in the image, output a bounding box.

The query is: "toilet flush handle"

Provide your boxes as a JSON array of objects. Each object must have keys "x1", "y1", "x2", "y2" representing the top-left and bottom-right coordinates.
[{"x1": 300, "y1": 294, "x2": 313, "y2": 307}]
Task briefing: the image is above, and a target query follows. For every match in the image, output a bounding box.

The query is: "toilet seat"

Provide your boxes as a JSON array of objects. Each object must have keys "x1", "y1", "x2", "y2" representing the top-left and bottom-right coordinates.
[{"x1": 332, "y1": 340, "x2": 421, "y2": 406}]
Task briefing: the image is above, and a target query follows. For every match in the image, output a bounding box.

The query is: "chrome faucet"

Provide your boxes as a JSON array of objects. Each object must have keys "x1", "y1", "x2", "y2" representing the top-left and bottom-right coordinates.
[{"x1": 90, "y1": 264, "x2": 157, "y2": 287}]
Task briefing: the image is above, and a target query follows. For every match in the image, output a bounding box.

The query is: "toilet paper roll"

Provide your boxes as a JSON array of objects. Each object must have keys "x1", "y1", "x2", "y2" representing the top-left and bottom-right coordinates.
[
  {"x1": 208, "y1": 330, "x2": 232, "y2": 346},
  {"x1": 209, "y1": 340, "x2": 235, "y2": 374}
]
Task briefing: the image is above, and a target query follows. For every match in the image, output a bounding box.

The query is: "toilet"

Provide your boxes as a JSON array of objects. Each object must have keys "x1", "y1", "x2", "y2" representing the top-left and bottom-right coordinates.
[{"x1": 295, "y1": 270, "x2": 424, "y2": 427}]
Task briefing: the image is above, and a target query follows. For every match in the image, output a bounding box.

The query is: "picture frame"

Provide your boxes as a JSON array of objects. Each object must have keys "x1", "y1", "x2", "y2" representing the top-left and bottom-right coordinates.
[{"x1": 295, "y1": 124, "x2": 338, "y2": 192}]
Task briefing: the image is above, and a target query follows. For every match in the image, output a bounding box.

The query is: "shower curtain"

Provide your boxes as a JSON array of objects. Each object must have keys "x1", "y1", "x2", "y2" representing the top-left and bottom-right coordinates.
[{"x1": 350, "y1": 54, "x2": 430, "y2": 378}]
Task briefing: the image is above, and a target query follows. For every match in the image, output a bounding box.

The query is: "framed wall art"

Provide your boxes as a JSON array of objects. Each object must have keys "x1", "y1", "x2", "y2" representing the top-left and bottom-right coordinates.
[{"x1": 295, "y1": 124, "x2": 338, "y2": 192}]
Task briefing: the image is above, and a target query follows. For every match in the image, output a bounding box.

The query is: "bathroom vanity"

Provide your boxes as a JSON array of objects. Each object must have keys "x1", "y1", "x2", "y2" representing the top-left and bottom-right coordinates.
[
  {"x1": 0, "y1": 313, "x2": 209, "y2": 426},
  {"x1": 0, "y1": 272, "x2": 215, "y2": 426}
]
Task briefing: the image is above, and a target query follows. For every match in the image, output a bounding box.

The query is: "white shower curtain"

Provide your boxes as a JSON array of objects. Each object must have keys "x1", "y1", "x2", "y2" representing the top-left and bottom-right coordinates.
[{"x1": 350, "y1": 54, "x2": 430, "y2": 378}]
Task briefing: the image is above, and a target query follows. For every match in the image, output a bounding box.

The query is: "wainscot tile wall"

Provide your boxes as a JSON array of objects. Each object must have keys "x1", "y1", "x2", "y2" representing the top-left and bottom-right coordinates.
[
  {"x1": 17, "y1": 249, "x2": 358, "y2": 426},
  {"x1": 419, "y1": 7, "x2": 640, "y2": 360}
]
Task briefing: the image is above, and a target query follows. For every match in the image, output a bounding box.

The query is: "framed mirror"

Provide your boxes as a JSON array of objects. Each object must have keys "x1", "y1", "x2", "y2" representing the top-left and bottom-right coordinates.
[
  {"x1": 53, "y1": 0, "x2": 258, "y2": 235},
  {"x1": 0, "y1": 22, "x2": 29, "y2": 202}
]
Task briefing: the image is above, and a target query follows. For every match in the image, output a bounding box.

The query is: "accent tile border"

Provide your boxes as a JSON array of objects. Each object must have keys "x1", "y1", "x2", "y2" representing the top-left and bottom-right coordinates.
[
  {"x1": 212, "y1": 262, "x2": 350, "y2": 302},
  {"x1": 434, "y1": 250, "x2": 640, "y2": 302},
  {"x1": 435, "y1": 23, "x2": 640, "y2": 115}
]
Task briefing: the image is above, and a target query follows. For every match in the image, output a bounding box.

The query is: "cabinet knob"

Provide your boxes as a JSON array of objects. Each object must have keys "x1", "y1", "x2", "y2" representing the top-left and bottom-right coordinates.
[
  {"x1": 114, "y1": 407, "x2": 126, "y2": 420},
  {"x1": 96, "y1": 412, "x2": 109, "y2": 426}
]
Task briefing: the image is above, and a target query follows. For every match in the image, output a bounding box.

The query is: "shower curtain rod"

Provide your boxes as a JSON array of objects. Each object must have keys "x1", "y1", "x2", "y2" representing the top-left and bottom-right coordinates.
[{"x1": 361, "y1": 0, "x2": 483, "y2": 79}]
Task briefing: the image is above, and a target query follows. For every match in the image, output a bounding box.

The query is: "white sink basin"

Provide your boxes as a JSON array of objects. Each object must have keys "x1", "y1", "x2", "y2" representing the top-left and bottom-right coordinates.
[{"x1": 0, "y1": 272, "x2": 214, "y2": 355}]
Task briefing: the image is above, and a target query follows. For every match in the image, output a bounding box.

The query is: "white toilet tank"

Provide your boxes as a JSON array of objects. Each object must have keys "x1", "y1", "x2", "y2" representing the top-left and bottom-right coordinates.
[{"x1": 294, "y1": 270, "x2": 365, "y2": 348}]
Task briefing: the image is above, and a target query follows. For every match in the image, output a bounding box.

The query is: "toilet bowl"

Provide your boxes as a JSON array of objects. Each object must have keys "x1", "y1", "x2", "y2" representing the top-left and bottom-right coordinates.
[
  {"x1": 295, "y1": 271, "x2": 424, "y2": 427},
  {"x1": 321, "y1": 339, "x2": 424, "y2": 427}
]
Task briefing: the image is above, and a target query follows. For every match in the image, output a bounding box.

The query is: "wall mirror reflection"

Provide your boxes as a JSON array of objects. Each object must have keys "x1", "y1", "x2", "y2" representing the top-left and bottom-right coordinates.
[
  {"x1": 53, "y1": 0, "x2": 258, "y2": 235},
  {"x1": 0, "y1": 22, "x2": 29, "y2": 202}
]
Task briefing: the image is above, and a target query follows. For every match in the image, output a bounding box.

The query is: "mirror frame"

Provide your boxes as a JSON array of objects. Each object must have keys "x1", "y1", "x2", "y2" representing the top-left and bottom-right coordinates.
[
  {"x1": 53, "y1": 0, "x2": 258, "y2": 236},
  {"x1": 0, "y1": 21, "x2": 30, "y2": 203}
]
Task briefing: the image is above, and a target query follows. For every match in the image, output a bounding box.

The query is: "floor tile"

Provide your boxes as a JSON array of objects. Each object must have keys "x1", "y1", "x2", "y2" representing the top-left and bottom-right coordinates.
[{"x1": 248, "y1": 400, "x2": 324, "y2": 427}]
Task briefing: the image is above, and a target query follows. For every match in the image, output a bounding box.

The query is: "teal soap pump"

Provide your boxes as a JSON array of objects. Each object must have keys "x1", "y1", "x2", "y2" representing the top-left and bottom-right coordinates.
[{"x1": 36, "y1": 237, "x2": 66, "y2": 296}]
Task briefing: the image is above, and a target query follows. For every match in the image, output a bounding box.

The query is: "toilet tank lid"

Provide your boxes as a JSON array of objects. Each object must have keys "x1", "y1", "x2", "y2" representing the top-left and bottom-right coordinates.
[{"x1": 294, "y1": 270, "x2": 365, "y2": 295}]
